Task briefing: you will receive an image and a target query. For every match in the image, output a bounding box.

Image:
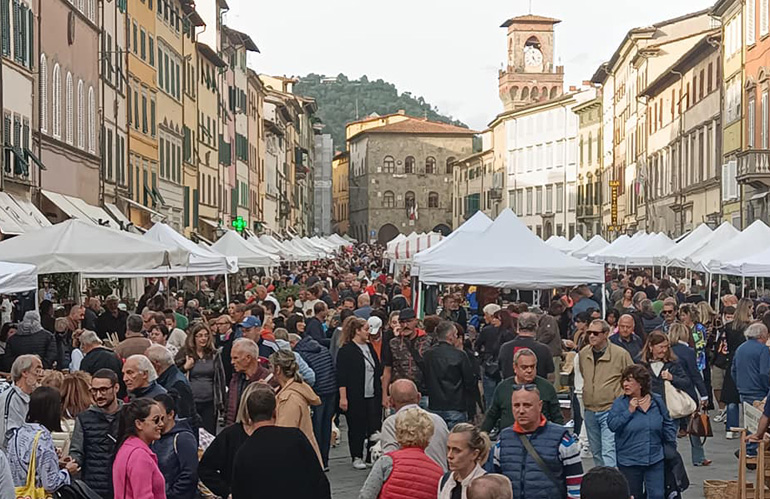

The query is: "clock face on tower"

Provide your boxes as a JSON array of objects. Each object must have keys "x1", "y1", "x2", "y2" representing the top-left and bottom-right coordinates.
[{"x1": 524, "y1": 45, "x2": 543, "y2": 70}]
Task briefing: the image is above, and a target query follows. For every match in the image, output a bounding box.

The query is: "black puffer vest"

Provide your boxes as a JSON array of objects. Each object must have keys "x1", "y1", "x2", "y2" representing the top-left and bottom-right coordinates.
[{"x1": 78, "y1": 408, "x2": 120, "y2": 498}]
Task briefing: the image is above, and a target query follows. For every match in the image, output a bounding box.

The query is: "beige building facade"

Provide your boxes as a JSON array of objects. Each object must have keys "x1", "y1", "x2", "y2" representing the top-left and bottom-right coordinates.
[{"x1": 574, "y1": 95, "x2": 603, "y2": 238}]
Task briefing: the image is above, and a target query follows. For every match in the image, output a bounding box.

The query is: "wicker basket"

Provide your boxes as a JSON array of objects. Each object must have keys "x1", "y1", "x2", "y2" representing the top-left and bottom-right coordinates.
[{"x1": 703, "y1": 480, "x2": 728, "y2": 499}]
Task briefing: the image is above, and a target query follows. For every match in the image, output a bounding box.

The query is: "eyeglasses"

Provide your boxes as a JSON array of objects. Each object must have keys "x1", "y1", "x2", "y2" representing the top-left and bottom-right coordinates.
[
  {"x1": 662, "y1": 310, "x2": 675, "y2": 315},
  {"x1": 89, "y1": 386, "x2": 115, "y2": 395},
  {"x1": 512, "y1": 384, "x2": 537, "y2": 391},
  {"x1": 587, "y1": 330, "x2": 605, "y2": 336}
]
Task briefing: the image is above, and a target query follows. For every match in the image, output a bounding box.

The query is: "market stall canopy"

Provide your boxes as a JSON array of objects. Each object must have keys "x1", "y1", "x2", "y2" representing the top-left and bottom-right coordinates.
[
  {"x1": 614, "y1": 233, "x2": 676, "y2": 267},
  {"x1": 413, "y1": 211, "x2": 493, "y2": 266},
  {"x1": 415, "y1": 209, "x2": 604, "y2": 288},
  {"x1": 326, "y1": 234, "x2": 353, "y2": 248},
  {"x1": 560, "y1": 234, "x2": 587, "y2": 253},
  {"x1": 295, "y1": 237, "x2": 332, "y2": 259},
  {"x1": 391, "y1": 233, "x2": 443, "y2": 263},
  {"x1": 282, "y1": 238, "x2": 319, "y2": 261},
  {"x1": 0, "y1": 261, "x2": 37, "y2": 294},
  {"x1": 588, "y1": 233, "x2": 643, "y2": 264},
  {"x1": 0, "y1": 219, "x2": 189, "y2": 274},
  {"x1": 139, "y1": 223, "x2": 238, "y2": 275},
  {"x1": 310, "y1": 236, "x2": 338, "y2": 252},
  {"x1": 211, "y1": 230, "x2": 279, "y2": 268},
  {"x1": 255, "y1": 235, "x2": 297, "y2": 261},
  {"x1": 545, "y1": 235, "x2": 569, "y2": 250},
  {"x1": 244, "y1": 236, "x2": 283, "y2": 261},
  {"x1": 385, "y1": 233, "x2": 410, "y2": 258},
  {"x1": 342, "y1": 234, "x2": 357, "y2": 243},
  {"x1": 690, "y1": 220, "x2": 770, "y2": 274},
  {"x1": 570, "y1": 235, "x2": 609, "y2": 260},
  {"x1": 721, "y1": 241, "x2": 770, "y2": 276},
  {"x1": 660, "y1": 223, "x2": 725, "y2": 268}
]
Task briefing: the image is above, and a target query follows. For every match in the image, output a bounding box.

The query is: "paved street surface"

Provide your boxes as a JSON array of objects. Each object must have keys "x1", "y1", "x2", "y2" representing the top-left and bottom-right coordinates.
[{"x1": 327, "y1": 419, "x2": 743, "y2": 498}]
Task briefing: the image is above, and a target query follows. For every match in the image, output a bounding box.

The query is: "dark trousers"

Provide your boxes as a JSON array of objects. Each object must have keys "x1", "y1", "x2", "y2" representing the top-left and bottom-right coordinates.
[
  {"x1": 311, "y1": 393, "x2": 336, "y2": 467},
  {"x1": 345, "y1": 396, "x2": 381, "y2": 461},
  {"x1": 619, "y1": 460, "x2": 665, "y2": 499},
  {"x1": 196, "y1": 400, "x2": 217, "y2": 435}
]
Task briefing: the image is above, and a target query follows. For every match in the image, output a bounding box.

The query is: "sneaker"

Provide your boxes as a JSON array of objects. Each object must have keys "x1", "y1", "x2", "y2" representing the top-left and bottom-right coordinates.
[
  {"x1": 714, "y1": 410, "x2": 727, "y2": 423},
  {"x1": 726, "y1": 431, "x2": 738, "y2": 440},
  {"x1": 352, "y1": 458, "x2": 367, "y2": 470}
]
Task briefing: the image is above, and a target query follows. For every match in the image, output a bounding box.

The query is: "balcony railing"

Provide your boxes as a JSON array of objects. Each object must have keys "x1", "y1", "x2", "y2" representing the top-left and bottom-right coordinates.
[{"x1": 737, "y1": 150, "x2": 770, "y2": 188}]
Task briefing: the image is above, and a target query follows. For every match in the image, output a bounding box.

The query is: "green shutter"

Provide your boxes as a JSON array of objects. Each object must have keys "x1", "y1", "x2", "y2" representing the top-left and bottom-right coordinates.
[
  {"x1": 183, "y1": 186, "x2": 190, "y2": 227},
  {"x1": 192, "y1": 189, "x2": 199, "y2": 229},
  {"x1": 231, "y1": 186, "x2": 237, "y2": 215},
  {"x1": 142, "y1": 169, "x2": 148, "y2": 206}
]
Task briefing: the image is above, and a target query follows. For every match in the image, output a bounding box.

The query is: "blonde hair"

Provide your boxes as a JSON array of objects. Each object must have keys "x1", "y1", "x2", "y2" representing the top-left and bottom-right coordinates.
[
  {"x1": 61, "y1": 372, "x2": 93, "y2": 418},
  {"x1": 696, "y1": 302, "x2": 715, "y2": 326},
  {"x1": 236, "y1": 382, "x2": 263, "y2": 424},
  {"x1": 667, "y1": 323, "x2": 691, "y2": 345},
  {"x1": 41, "y1": 370, "x2": 64, "y2": 390},
  {"x1": 450, "y1": 423, "x2": 491, "y2": 463},
  {"x1": 269, "y1": 349, "x2": 302, "y2": 383},
  {"x1": 394, "y1": 407, "x2": 434, "y2": 449}
]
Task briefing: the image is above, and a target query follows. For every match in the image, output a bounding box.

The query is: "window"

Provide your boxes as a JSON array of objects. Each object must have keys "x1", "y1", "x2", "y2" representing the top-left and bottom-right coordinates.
[
  {"x1": 1, "y1": 0, "x2": 9, "y2": 56},
  {"x1": 40, "y1": 54, "x2": 47, "y2": 133},
  {"x1": 556, "y1": 183, "x2": 564, "y2": 213},
  {"x1": 383, "y1": 155, "x2": 394, "y2": 173},
  {"x1": 762, "y1": 0, "x2": 769, "y2": 37},
  {"x1": 52, "y1": 64, "x2": 61, "y2": 138},
  {"x1": 65, "y1": 72, "x2": 73, "y2": 144},
  {"x1": 526, "y1": 188, "x2": 533, "y2": 215},
  {"x1": 140, "y1": 28, "x2": 146, "y2": 60},
  {"x1": 546, "y1": 185, "x2": 553, "y2": 213},
  {"x1": 132, "y1": 21, "x2": 137, "y2": 54},
  {"x1": 749, "y1": 0, "x2": 757, "y2": 44},
  {"x1": 148, "y1": 36, "x2": 154, "y2": 66},
  {"x1": 77, "y1": 80, "x2": 84, "y2": 149},
  {"x1": 428, "y1": 192, "x2": 439, "y2": 208},
  {"x1": 87, "y1": 87, "x2": 95, "y2": 153},
  {"x1": 141, "y1": 93, "x2": 147, "y2": 133},
  {"x1": 536, "y1": 187, "x2": 543, "y2": 214},
  {"x1": 748, "y1": 92, "x2": 756, "y2": 148},
  {"x1": 445, "y1": 157, "x2": 456, "y2": 175},
  {"x1": 150, "y1": 97, "x2": 156, "y2": 137},
  {"x1": 404, "y1": 156, "x2": 415, "y2": 174},
  {"x1": 405, "y1": 191, "x2": 416, "y2": 215},
  {"x1": 383, "y1": 191, "x2": 394, "y2": 208},
  {"x1": 425, "y1": 156, "x2": 436, "y2": 174},
  {"x1": 764, "y1": 91, "x2": 769, "y2": 149}
]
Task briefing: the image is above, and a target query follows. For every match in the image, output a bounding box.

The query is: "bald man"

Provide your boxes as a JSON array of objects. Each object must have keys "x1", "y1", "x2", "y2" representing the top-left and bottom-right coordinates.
[
  {"x1": 609, "y1": 314, "x2": 644, "y2": 361},
  {"x1": 379, "y1": 379, "x2": 449, "y2": 471},
  {"x1": 467, "y1": 474, "x2": 513, "y2": 499}
]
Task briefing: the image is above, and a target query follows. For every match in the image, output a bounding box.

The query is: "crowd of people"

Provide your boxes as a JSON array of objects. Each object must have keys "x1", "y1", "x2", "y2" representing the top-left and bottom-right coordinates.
[{"x1": 0, "y1": 241, "x2": 767, "y2": 499}]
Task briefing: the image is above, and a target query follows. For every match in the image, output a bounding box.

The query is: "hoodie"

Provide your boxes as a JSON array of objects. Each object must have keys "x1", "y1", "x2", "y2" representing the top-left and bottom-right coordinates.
[
  {"x1": 151, "y1": 419, "x2": 199, "y2": 499},
  {"x1": 275, "y1": 339, "x2": 315, "y2": 386},
  {"x1": 275, "y1": 379, "x2": 323, "y2": 465},
  {"x1": 641, "y1": 311, "x2": 664, "y2": 334},
  {"x1": 5, "y1": 311, "x2": 56, "y2": 368},
  {"x1": 293, "y1": 335, "x2": 336, "y2": 396}
]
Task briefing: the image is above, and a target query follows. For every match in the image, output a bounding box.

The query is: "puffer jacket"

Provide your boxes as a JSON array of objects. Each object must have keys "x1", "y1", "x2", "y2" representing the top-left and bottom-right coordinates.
[
  {"x1": 150, "y1": 419, "x2": 199, "y2": 499},
  {"x1": 294, "y1": 335, "x2": 336, "y2": 396},
  {"x1": 68, "y1": 403, "x2": 123, "y2": 499},
  {"x1": 6, "y1": 325, "x2": 56, "y2": 368},
  {"x1": 276, "y1": 380, "x2": 322, "y2": 463}
]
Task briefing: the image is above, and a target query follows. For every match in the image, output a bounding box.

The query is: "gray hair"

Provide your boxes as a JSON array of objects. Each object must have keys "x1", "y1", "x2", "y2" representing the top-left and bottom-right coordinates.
[
  {"x1": 79, "y1": 330, "x2": 102, "y2": 347},
  {"x1": 745, "y1": 322, "x2": 768, "y2": 340},
  {"x1": 640, "y1": 299, "x2": 654, "y2": 314},
  {"x1": 513, "y1": 347, "x2": 537, "y2": 365},
  {"x1": 127, "y1": 314, "x2": 143, "y2": 333},
  {"x1": 483, "y1": 303, "x2": 501, "y2": 316},
  {"x1": 145, "y1": 344, "x2": 174, "y2": 370},
  {"x1": 590, "y1": 319, "x2": 611, "y2": 334},
  {"x1": 18, "y1": 311, "x2": 42, "y2": 335},
  {"x1": 10, "y1": 354, "x2": 40, "y2": 382},
  {"x1": 632, "y1": 291, "x2": 647, "y2": 307},
  {"x1": 127, "y1": 354, "x2": 158, "y2": 382},
  {"x1": 518, "y1": 312, "x2": 538, "y2": 332},
  {"x1": 232, "y1": 337, "x2": 259, "y2": 359}
]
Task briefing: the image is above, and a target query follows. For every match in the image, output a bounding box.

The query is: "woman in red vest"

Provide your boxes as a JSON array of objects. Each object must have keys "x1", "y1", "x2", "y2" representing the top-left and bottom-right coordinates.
[{"x1": 358, "y1": 407, "x2": 443, "y2": 499}]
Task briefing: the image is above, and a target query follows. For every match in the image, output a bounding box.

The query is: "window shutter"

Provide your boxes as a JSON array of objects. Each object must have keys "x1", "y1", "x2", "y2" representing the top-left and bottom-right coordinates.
[
  {"x1": 749, "y1": 0, "x2": 757, "y2": 44},
  {"x1": 231, "y1": 186, "x2": 237, "y2": 214},
  {"x1": 762, "y1": 0, "x2": 769, "y2": 36},
  {"x1": 183, "y1": 186, "x2": 190, "y2": 227},
  {"x1": 192, "y1": 189, "x2": 199, "y2": 229}
]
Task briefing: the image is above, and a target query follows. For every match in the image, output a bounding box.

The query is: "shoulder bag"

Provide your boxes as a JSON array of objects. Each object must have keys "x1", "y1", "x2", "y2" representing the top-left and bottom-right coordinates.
[
  {"x1": 686, "y1": 410, "x2": 713, "y2": 441},
  {"x1": 515, "y1": 432, "x2": 567, "y2": 499},
  {"x1": 16, "y1": 431, "x2": 48, "y2": 499},
  {"x1": 664, "y1": 380, "x2": 697, "y2": 419}
]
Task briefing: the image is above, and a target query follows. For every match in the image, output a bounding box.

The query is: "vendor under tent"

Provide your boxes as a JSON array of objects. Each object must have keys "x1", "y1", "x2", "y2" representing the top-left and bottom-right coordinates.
[
  {"x1": 570, "y1": 235, "x2": 609, "y2": 260},
  {"x1": 612, "y1": 232, "x2": 676, "y2": 267},
  {"x1": 0, "y1": 262, "x2": 37, "y2": 294},
  {"x1": 211, "y1": 230, "x2": 279, "y2": 268},
  {"x1": 545, "y1": 235, "x2": 569, "y2": 250},
  {"x1": 560, "y1": 234, "x2": 587, "y2": 254},
  {"x1": 0, "y1": 219, "x2": 189, "y2": 274},
  {"x1": 656, "y1": 223, "x2": 714, "y2": 268},
  {"x1": 414, "y1": 209, "x2": 604, "y2": 289},
  {"x1": 689, "y1": 220, "x2": 770, "y2": 274}
]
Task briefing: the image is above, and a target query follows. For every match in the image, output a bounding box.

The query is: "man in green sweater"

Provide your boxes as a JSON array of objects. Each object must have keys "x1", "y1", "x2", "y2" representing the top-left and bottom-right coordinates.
[{"x1": 482, "y1": 347, "x2": 563, "y2": 432}]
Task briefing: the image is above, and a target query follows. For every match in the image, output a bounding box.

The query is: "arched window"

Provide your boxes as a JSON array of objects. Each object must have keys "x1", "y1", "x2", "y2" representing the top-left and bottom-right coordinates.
[
  {"x1": 405, "y1": 191, "x2": 416, "y2": 215},
  {"x1": 541, "y1": 86, "x2": 548, "y2": 100},
  {"x1": 510, "y1": 86, "x2": 519, "y2": 101},
  {"x1": 65, "y1": 72, "x2": 73, "y2": 144},
  {"x1": 428, "y1": 192, "x2": 439, "y2": 208},
  {"x1": 404, "y1": 156, "x2": 415, "y2": 174},
  {"x1": 550, "y1": 87, "x2": 559, "y2": 99},
  {"x1": 88, "y1": 87, "x2": 96, "y2": 153},
  {"x1": 383, "y1": 190, "x2": 395, "y2": 208},
  {"x1": 383, "y1": 155, "x2": 394, "y2": 173},
  {"x1": 531, "y1": 87, "x2": 539, "y2": 101},
  {"x1": 77, "y1": 80, "x2": 85, "y2": 149},
  {"x1": 446, "y1": 156, "x2": 456, "y2": 175},
  {"x1": 521, "y1": 87, "x2": 529, "y2": 100},
  {"x1": 425, "y1": 156, "x2": 436, "y2": 174},
  {"x1": 40, "y1": 54, "x2": 48, "y2": 134},
  {"x1": 52, "y1": 64, "x2": 61, "y2": 139}
]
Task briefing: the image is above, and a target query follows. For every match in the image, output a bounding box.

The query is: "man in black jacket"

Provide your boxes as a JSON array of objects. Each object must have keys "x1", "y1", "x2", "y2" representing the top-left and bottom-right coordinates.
[
  {"x1": 6, "y1": 310, "x2": 57, "y2": 368},
  {"x1": 231, "y1": 384, "x2": 330, "y2": 499},
  {"x1": 79, "y1": 330, "x2": 126, "y2": 398},
  {"x1": 146, "y1": 345, "x2": 197, "y2": 423},
  {"x1": 95, "y1": 295, "x2": 128, "y2": 341},
  {"x1": 423, "y1": 321, "x2": 476, "y2": 429}
]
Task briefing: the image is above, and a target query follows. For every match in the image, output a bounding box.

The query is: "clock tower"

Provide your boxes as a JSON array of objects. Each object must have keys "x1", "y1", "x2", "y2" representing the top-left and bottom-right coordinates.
[{"x1": 498, "y1": 15, "x2": 565, "y2": 111}]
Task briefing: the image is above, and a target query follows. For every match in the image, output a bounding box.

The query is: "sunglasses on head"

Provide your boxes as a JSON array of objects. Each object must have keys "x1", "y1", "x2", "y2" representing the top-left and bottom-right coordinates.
[{"x1": 512, "y1": 384, "x2": 537, "y2": 392}]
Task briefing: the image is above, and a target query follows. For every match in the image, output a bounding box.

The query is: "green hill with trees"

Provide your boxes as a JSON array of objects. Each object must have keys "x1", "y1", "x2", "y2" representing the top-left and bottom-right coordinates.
[{"x1": 294, "y1": 74, "x2": 468, "y2": 150}]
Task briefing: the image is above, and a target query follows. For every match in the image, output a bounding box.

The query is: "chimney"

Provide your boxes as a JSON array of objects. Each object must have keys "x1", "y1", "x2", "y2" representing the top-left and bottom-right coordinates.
[
  {"x1": 582, "y1": 80, "x2": 591, "y2": 86},
  {"x1": 397, "y1": 110, "x2": 406, "y2": 115},
  {"x1": 569, "y1": 85, "x2": 577, "y2": 92}
]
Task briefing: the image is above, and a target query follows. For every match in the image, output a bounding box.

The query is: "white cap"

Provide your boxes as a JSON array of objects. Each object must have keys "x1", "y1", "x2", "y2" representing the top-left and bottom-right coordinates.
[{"x1": 367, "y1": 316, "x2": 382, "y2": 335}]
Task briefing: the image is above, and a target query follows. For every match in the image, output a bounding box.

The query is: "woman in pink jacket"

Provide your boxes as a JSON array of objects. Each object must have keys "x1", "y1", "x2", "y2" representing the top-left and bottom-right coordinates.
[{"x1": 112, "y1": 398, "x2": 167, "y2": 499}]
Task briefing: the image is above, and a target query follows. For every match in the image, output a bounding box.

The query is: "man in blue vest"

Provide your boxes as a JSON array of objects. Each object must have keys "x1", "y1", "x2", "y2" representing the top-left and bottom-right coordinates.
[{"x1": 485, "y1": 385, "x2": 583, "y2": 499}]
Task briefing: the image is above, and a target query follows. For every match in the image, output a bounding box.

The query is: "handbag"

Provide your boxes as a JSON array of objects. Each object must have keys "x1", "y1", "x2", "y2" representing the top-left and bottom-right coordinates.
[
  {"x1": 16, "y1": 431, "x2": 49, "y2": 499},
  {"x1": 664, "y1": 380, "x2": 697, "y2": 419},
  {"x1": 687, "y1": 410, "x2": 713, "y2": 440}
]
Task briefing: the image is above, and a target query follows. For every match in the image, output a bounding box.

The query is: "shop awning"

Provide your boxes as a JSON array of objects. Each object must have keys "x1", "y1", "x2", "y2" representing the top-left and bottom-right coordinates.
[
  {"x1": 41, "y1": 190, "x2": 118, "y2": 229},
  {"x1": 0, "y1": 192, "x2": 50, "y2": 235},
  {"x1": 121, "y1": 197, "x2": 166, "y2": 221},
  {"x1": 104, "y1": 203, "x2": 141, "y2": 233},
  {"x1": 199, "y1": 217, "x2": 220, "y2": 231}
]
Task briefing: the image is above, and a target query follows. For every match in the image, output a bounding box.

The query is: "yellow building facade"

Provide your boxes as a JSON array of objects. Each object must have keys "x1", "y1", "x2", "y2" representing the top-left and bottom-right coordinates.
[{"x1": 332, "y1": 151, "x2": 349, "y2": 234}]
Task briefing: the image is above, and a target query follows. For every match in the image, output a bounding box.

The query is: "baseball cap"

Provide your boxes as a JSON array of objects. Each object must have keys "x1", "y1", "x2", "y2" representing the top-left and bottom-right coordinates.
[
  {"x1": 367, "y1": 316, "x2": 382, "y2": 335},
  {"x1": 240, "y1": 316, "x2": 262, "y2": 328},
  {"x1": 398, "y1": 308, "x2": 416, "y2": 321}
]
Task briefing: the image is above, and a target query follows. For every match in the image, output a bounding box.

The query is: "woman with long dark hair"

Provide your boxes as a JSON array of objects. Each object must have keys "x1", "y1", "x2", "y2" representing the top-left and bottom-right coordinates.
[
  {"x1": 112, "y1": 398, "x2": 166, "y2": 499},
  {"x1": 177, "y1": 323, "x2": 226, "y2": 434},
  {"x1": 8, "y1": 386, "x2": 78, "y2": 493},
  {"x1": 721, "y1": 297, "x2": 754, "y2": 438}
]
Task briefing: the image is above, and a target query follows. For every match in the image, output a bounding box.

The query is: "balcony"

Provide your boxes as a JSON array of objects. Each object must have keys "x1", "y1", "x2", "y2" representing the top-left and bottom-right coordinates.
[
  {"x1": 577, "y1": 205, "x2": 601, "y2": 218},
  {"x1": 737, "y1": 150, "x2": 770, "y2": 189},
  {"x1": 296, "y1": 165, "x2": 308, "y2": 181}
]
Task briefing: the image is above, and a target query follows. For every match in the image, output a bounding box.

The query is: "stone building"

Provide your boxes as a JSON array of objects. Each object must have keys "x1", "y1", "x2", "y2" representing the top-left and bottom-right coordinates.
[
  {"x1": 314, "y1": 133, "x2": 333, "y2": 235},
  {"x1": 332, "y1": 151, "x2": 349, "y2": 235},
  {"x1": 574, "y1": 94, "x2": 603, "y2": 238},
  {"x1": 347, "y1": 116, "x2": 475, "y2": 244},
  {"x1": 451, "y1": 129, "x2": 506, "y2": 228}
]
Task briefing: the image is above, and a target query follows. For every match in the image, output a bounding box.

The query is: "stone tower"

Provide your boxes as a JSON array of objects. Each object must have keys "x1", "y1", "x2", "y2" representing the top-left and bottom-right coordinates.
[{"x1": 498, "y1": 15, "x2": 565, "y2": 111}]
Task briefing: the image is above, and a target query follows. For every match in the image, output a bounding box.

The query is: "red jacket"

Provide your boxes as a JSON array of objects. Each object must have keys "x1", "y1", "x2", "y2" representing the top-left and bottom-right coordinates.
[{"x1": 380, "y1": 447, "x2": 443, "y2": 499}]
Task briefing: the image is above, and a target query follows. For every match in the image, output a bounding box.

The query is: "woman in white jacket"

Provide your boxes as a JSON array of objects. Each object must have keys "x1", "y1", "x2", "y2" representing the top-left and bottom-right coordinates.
[{"x1": 437, "y1": 423, "x2": 489, "y2": 499}]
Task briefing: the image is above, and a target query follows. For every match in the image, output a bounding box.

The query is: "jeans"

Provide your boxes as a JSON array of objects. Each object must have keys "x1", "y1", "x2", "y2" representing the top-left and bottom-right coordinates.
[
  {"x1": 676, "y1": 417, "x2": 707, "y2": 465},
  {"x1": 311, "y1": 393, "x2": 336, "y2": 467},
  {"x1": 619, "y1": 460, "x2": 665, "y2": 499},
  {"x1": 726, "y1": 402, "x2": 740, "y2": 432},
  {"x1": 483, "y1": 375, "x2": 498, "y2": 411},
  {"x1": 583, "y1": 409, "x2": 616, "y2": 467},
  {"x1": 433, "y1": 410, "x2": 467, "y2": 430},
  {"x1": 195, "y1": 400, "x2": 217, "y2": 435},
  {"x1": 741, "y1": 396, "x2": 761, "y2": 456}
]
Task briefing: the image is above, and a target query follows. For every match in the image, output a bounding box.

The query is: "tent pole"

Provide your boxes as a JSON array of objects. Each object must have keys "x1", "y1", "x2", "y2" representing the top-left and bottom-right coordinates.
[
  {"x1": 602, "y1": 282, "x2": 606, "y2": 318},
  {"x1": 716, "y1": 275, "x2": 721, "y2": 314},
  {"x1": 707, "y1": 273, "x2": 712, "y2": 306},
  {"x1": 742, "y1": 275, "x2": 746, "y2": 296},
  {"x1": 225, "y1": 274, "x2": 230, "y2": 305},
  {"x1": 755, "y1": 276, "x2": 758, "y2": 291}
]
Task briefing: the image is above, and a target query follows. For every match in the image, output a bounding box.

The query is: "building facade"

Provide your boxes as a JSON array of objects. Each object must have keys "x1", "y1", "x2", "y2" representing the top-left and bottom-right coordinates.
[
  {"x1": 451, "y1": 129, "x2": 505, "y2": 228},
  {"x1": 247, "y1": 69, "x2": 265, "y2": 233},
  {"x1": 347, "y1": 116, "x2": 475, "y2": 244},
  {"x1": 574, "y1": 95, "x2": 603, "y2": 238},
  {"x1": 332, "y1": 151, "x2": 349, "y2": 235},
  {"x1": 314, "y1": 133, "x2": 333, "y2": 235}
]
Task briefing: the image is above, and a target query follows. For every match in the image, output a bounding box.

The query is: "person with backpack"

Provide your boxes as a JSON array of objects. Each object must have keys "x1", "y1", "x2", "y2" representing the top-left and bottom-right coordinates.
[{"x1": 150, "y1": 394, "x2": 198, "y2": 499}]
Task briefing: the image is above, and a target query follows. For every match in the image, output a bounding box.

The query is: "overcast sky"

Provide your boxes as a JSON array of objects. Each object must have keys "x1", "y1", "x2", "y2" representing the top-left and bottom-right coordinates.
[{"x1": 224, "y1": 0, "x2": 713, "y2": 131}]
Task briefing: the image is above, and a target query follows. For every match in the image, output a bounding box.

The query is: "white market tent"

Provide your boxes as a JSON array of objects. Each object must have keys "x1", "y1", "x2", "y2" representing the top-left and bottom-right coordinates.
[
  {"x1": 570, "y1": 235, "x2": 609, "y2": 260},
  {"x1": 0, "y1": 262, "x2": 37, "y2": 294},
  {"x1": 615, "y1": 232, "x2": 676, "y2": 267},
  {"x1": 302, "y1": 237, "x2": 335, "y2": 256},
  {"x1": 311, "y1": 236, "x2": 338, "y2": 252},
  {"x1": 413, "y1": 211, "x2": 493, "y2": 266},
  {"x1": 282, "y1": 238, "x2": 320, "y2": 261},
  {"x1": 689, "y1": 220, "x2": 770, "y2": 274},
  {"x1": 587, "y1": 234, "x2": 631, "y2": 263},
  {"x1": 342, "y1": 234, "x2": 357, "y2": 243},
  {"x1": 560, "y1": 234, "x2": 587, "y2": 253},
  {"x1": 545, "y1": 235, "x2": 569, "y2": 250},
  {"x1": 385, "y1": 233, "x2": 411, "y2": 259},
  {"x1": 589, "y1": 232, "x2": 652, "y2": 265},
  {"x1": 327, "y1": 234, "x2": 353, "y2": 248},
  {"x1": 657, "y1": 223, "x2": 715, "y2": 268},
  {"x1": 296, "y1": 237, "x2": 332, "y2": 258},
  {"x1": 722, "y1": 243, "x2": 770, "y2": 276},
  {"x1": 255, "y1": 235, "x2": 299, "y2": 262},
  {"x1": 0, "y1": 219, "x2": 189, "y2": 274},
  {"x1": 415, "y1": 209, "x2": 604, "y2": 288},
  {"x1": 387, "y1": 232, "x2": 443, "y2": 262},
  {"x1": 244, "y1": 236, "x2": 283, "y2": 261},
  {"x1": 211, "y1": 230, "x2": 279, "y2": 268}
]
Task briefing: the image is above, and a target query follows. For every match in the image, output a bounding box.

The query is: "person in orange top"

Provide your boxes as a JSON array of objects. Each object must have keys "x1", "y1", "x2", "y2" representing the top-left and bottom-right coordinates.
[{"x1": 368, "y1": 316, "x2": 384, "y2": 360}]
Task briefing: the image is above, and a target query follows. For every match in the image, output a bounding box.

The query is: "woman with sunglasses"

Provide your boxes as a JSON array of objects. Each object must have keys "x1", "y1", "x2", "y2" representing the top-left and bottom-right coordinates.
[
  {"x1": 608, "y1": 364, "x2": 677, "y2": 499},
  {"x1": 112, "y1": 398, "x2": 166, "y2": 499},
  {"x1": 721, "y1": 298, "x2": 753, "y2": 438}
]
